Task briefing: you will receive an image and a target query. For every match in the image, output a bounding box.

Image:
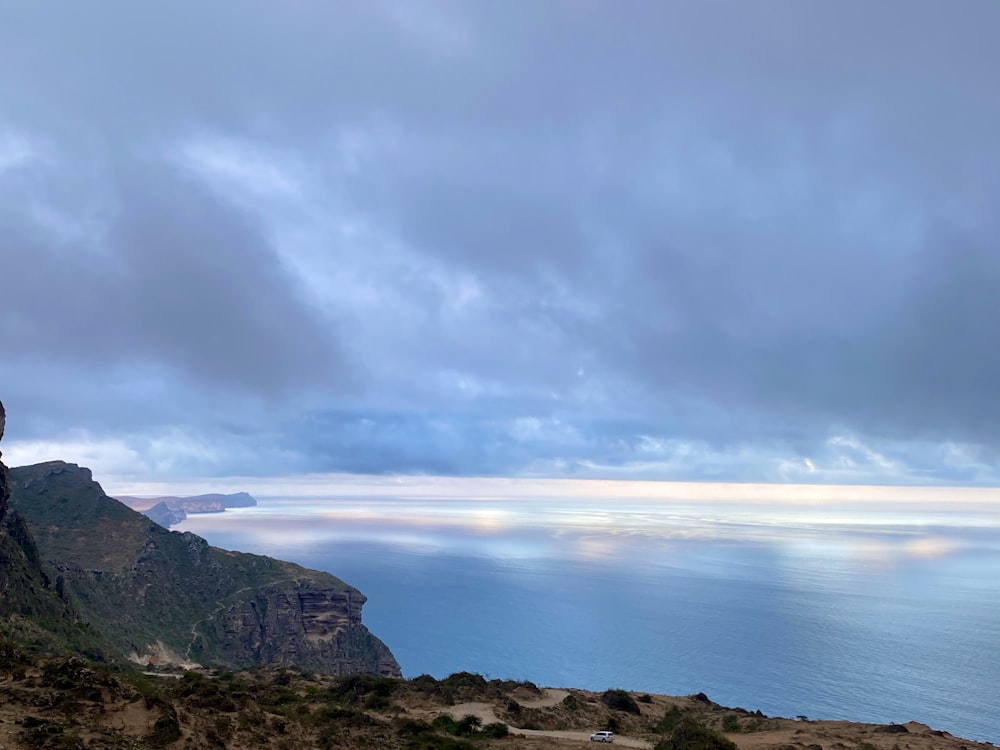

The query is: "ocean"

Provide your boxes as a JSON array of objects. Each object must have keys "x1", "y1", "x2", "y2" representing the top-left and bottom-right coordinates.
[{"x1": 174, "y1": 483, "x2": 1000, "y2": 743}]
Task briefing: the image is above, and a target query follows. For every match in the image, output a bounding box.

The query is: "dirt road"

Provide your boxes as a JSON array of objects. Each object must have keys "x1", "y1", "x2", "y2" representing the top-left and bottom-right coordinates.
[{"x1": 445, "y1": 689, "x2": 653, "y2": 749}]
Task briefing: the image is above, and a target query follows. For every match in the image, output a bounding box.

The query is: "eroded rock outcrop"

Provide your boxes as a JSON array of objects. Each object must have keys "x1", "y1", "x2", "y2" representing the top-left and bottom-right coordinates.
[
  {"x1": 9, "y1": 459, "x2": 400, "y2": 677},
  {"x1": 0, "y1": 402, "x2": 86, "y2": 649},
  {"x1": 0, "y1": 400, "x2": 8, "y2": 522}
]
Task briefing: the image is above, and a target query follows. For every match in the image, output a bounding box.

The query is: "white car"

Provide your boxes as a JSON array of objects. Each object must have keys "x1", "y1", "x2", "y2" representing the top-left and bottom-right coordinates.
[{"x1": 591, "y1": 730, "x2": 615, "y2": 742}]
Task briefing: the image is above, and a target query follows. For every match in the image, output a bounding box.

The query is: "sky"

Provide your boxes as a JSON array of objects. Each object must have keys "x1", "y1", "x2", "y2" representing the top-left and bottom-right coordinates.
[{"x1": 2, "y1": 1, "x2": 1000, "y2": 487}]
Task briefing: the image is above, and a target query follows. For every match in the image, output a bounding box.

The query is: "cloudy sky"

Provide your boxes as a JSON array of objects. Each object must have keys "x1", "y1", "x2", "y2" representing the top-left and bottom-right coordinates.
[{"x1": 2, "y1": 1, "x2": 999, "y2": 486}]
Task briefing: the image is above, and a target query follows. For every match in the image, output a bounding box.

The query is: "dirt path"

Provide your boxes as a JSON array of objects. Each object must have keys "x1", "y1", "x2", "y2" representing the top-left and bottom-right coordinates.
[
  {"x1": 443, "y1": 701, "x2": 500, "y2": 726},
  {"x1": 519, "y1": 688, "x2": 569, "y2": 707},
  {"x1": 445, "y1": 689, "x2": 652, "y2": 749},
  {"x1": 516, "y1": 728, "x2": 651, "y2": 748}
]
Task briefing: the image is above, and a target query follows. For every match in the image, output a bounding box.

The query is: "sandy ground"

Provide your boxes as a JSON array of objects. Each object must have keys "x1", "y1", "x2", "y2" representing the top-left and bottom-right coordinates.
[
  {"x1": 438, "y1": 688, "x2": 994, "y2": 750},
  {"x1": 445, "y1": 688, "x2": 653, "y2": 748}
]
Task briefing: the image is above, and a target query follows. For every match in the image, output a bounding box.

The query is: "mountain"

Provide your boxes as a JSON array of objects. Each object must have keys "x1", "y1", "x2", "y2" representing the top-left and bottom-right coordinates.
[
  {"x1": 117, "y1": 492, "x2": 258, "y2": 527},
  {"x1": 0, "y1": 402, "x2": 98, "y2": 654},
  {"x1": 6, "y1": 458, "x2": 399, "y2": 677}
]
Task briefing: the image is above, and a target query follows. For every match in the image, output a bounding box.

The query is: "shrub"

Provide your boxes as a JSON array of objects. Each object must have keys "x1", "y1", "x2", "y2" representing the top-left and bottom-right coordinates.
[
  {"x1": 441, "y1": 672, "x2": 488, "y2": 692},
  {"x1": 272, "y1": 669, "x2": 292, "y2": 686},
  {"x1": 146, "y1": 705, "x2": 182, "y2": 747},
  {"x1": 481, "y1": 722, "x2": 509, "y2": 738},
  {"x1": 411, "y1": 674, "x2": 440, "y2": 691},
  {"x1": 655, "y1": 716, "x2": 737, "y2": 750},
  {"x1": 601, "y1": 689, "x2": 641, "y2": 714},
  {"x1": 364, "y1": 693, "x2": 392, "y2": 711},
  {"x1": 0, "y1": 639, "x2": 29, "y2": 673},
  {"x1": 334, "y1": 673, "x2": 398, "y2": 703},
  {"x1": 656, "y1": 707, "x2": 684, "y2": 733},
  {"x1": 311, "y1": 705, "x2": 373, "y2": 728},
  {"x1": 18, "y1": 719, "x2": 85, "y2": 750},
  {"x1": 722, "y1": 714, "x2": 741, "y2": 733},
  {"x1": 432, "y1": 715, "x2": 459, "y2": 734},
  {"x1": 398, "y1": 717, "x2": 475, "y2": 750},
  {"x1": 876, "y1": 724, "x2": 909, "y2": 734},
  {"x1": 454, "y1": 714, "x2": 482, "y2": 736}
]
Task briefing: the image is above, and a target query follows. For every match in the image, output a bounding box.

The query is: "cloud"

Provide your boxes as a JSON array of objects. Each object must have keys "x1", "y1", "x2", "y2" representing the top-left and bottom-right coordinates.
[{"x1": 1, "y1": 1, "x2": 999, "y2": 484}]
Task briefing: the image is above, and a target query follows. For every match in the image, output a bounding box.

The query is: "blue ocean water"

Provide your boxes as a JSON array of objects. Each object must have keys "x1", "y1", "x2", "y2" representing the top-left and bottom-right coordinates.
[{"x1": 176, "y1": 492, "x2": 1000, "y2": 742}]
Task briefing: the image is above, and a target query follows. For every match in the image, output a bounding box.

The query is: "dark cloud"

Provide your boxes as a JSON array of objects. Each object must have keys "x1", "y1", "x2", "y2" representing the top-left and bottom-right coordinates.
[
  {"x1": 0, "y1": 151, "x2": 348, "y2": 433},
  {"x1": 1, "y1": 1, "x2": 999, "y2": 483}
]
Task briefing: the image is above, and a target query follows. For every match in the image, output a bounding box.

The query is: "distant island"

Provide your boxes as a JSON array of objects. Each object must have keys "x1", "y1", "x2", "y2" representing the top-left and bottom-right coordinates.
[{"x1": 116, "y1": 491, "x2": 258, "y2": 527}]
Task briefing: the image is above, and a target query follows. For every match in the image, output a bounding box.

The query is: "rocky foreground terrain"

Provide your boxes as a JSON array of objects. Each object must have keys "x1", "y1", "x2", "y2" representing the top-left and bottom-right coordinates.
[{"x1": 0, "y1": 659, "x2": 992, "y2": 750}]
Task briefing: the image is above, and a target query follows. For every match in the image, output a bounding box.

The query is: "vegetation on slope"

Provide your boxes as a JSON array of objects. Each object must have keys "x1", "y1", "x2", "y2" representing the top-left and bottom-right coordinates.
[
  {"x1": 7, "y1": 461, "x2": 398, "y2": 676},
  {"x1": 1, "y1": 654, "x2": 989, "y2": 750}
]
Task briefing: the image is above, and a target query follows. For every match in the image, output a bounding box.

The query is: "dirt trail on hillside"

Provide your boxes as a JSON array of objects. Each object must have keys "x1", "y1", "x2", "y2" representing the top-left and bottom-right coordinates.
[
  {"x1": 515, "y1": 727, "x2": 652, "y2": 748},
  {"x1": 445, "y1": 689, "x2": 652, "y2": 749}
]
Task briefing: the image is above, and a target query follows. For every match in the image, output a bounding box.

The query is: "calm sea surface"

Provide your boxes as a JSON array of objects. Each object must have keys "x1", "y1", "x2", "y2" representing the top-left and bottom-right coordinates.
[{"x1": 175, "y1": 490, "x2": 1000, "y2": 742}]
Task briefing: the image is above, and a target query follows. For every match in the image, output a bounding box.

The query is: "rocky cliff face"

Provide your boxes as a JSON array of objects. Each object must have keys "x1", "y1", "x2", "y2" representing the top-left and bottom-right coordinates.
[
  {"x1": 201, "y1": 572, "x2": 400, "y2": 677},
  {"x1": 0, "y1": 400, "x2": 7, "y2": 522},
  {"x1": 8, "y1": 460, "x2": 400, "y2": 677},
  {"x1": 142, "y1": 500, "x2": 189, "y2": 527},
  {"x1": 0, "y1": 402, "x2": 88, "y2": 650}
]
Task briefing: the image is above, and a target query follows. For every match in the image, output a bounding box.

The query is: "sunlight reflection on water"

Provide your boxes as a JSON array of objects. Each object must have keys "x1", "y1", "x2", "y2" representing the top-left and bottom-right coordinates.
[{"x1": 176, "y1": 491, "x2": 1000, "y2": 743}]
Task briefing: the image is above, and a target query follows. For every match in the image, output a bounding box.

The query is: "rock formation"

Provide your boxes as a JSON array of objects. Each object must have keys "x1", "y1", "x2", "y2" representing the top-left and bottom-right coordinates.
[
  {"x1": 0, "y1": 401, "x2": 88, "y2": 650},
  {"x1": 8, "y1": 460, "x2": 400, "y2": 677},
  {"x1": 0, "y1": 399, "x2": 7, "y2": 522},
  {"x1": 141, "y1": 500, "x2": 189, "y2": 527},
  {"x1": 116, "y1": 491, "x2": 258, "y2": 528}
]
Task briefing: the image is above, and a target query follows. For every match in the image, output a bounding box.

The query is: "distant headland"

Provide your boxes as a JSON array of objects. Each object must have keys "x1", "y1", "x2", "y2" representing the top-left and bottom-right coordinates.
[{"x1": 116, "y1": 491, "x2": 258, "y2": 527}]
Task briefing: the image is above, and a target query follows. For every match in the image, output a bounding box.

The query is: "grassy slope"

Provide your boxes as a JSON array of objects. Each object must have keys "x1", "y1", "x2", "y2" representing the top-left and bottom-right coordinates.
[{"x1": 7, "y1": 461, "x2": 397, "y2": 675}]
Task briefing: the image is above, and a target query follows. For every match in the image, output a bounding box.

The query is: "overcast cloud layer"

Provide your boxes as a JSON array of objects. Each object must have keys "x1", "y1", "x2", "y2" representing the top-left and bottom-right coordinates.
[{"x1": 2, "y1": 1, "x2": 999, "y2": 485}]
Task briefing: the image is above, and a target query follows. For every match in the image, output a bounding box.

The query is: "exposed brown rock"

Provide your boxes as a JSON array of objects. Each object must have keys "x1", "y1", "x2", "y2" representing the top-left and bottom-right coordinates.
[
  {"x1": 0, "y1": 399, "x2": 8, "y2": 522},
  {"x1": 8, "y1": 459, "x2": 400, "y2": 677}
]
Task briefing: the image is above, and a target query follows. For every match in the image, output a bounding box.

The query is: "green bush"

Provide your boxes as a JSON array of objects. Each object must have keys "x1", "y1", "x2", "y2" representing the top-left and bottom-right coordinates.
[
  {"x1": 0, "y1": 638, "x2": 29, "y2": 672},
  {"x1": 397, "y1": 718, "x2": 476, "y2": 750},
  {"x1": 441, "y1": 672, "x2": 488, "y2": 692},
  {"x1": 411, "y1": 674, "x2": 440, "y2": 691},
  {"x1": 364, "y1": 693, "x2": 392, "y2": 711},
  {"x1": 146, "y1": 705, "x2": 182, "y2": 748},
  {"x1": 601, "y1": 689, "x2": 641, "y2": 714},
  {"x1": 432, "y1": 715, "x2": 459, "y2": 734},
  {"x1": 312, "y1": 705, "x2": 374, "y2": 728},
  {"x1": 722, "y1": 714, "x2": 741, "y2": 733},
  {"x1": 455, "y1": 714, "x2": 482, "y2": 736},
  {"x1": 481, "y1": 722, "x2": 509, "y2": 738},
  {"x1": 656, "y1": 706, "x2": 684, "y2": 733},
  {"x1": 334, "y1": 673, "x2": 399, "y2": 703},
  {"x1": 655, "y1": 716, "x2": 737, "y2": 750},
  {"x1": 17, "y1": 717, "x2": 89, "y2": 750}
]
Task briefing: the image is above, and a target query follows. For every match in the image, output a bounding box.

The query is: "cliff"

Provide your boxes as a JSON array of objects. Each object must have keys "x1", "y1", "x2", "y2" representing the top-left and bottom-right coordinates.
[
  {"x1": 0, "y1": 401, "x2": 91, "y2": 652},
  {"x1": 0, "y1": 401, "x2": 5, "y2": 520},
  {"x1": 7, "y1": 460, "x2": 400, "y2": 677},
  {"x1": 0, "y1": 401, "x2": 6, "y2": 523},
  {"x1": 141, "y1": 500, "x2": 188, "y2": 527}
]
